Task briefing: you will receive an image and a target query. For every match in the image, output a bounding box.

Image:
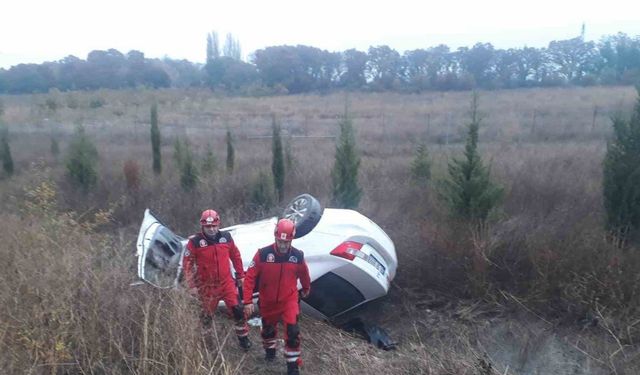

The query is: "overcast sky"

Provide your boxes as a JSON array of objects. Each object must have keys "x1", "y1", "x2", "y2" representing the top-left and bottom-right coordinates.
[{"x1": 1, "y1": 0, "x2": 639, "y2": 69}]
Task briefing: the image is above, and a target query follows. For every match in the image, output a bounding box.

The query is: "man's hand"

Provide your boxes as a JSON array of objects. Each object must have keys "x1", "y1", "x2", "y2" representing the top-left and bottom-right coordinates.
[
  {"x1": 243, "y1": 303, "x2": 254, "y2": 318},
  {"x1": 236, "y1": 278, "x2": 244, "y2": 288},
  {"x1": 300, "y1": 289, "x2": 310, "y2": 298}
]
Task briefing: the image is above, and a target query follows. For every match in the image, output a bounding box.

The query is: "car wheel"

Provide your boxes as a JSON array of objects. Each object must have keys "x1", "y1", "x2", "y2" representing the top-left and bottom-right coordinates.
[{"x1": 283, "y1": 194, "x2": 323, "y2": 238}]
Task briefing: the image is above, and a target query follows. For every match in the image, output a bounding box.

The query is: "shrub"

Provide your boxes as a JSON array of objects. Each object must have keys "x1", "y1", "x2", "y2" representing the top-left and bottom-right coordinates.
[
  {"x1": 201, "y1": 143, "x2": 217, "y2": 175},
  {"x1": 45, "y1": 97, "x2": 58, "y2": 111},
  {"x1": 410, "y1": 143, "x2": 431, "y2": 186},
  {"x1": 123, "y1": 159, "x2": 141, "y2": 191},
  {"x1": 65, "y1": 125, "x2": 98, "y2": 191},
  {"x1": 50, "y1": 136, "x2": 60, "y2": 158},
  {"x1": 178, "y1": 139, "x2": 198, "y2": 191},
  {"x1": 66, "y1": 94, "x2": 79, "y2": 109},
  {"x1": 250, "y1": 170, "x2": 275, "y2": 211},
  {"x1": 603, "y1": 88, "x2": 640, "y2": 244},
  {"x1": 89, "y1": 97, "x2": 105, "y2": 108}
]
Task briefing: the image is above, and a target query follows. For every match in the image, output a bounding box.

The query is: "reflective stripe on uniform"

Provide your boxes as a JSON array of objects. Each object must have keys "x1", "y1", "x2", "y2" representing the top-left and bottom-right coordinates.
[
  {"x1": 234, "y1": 322, "x2": 248, "y2": 337},
  {"x1": 263, "y1": 338, "x2": 277, "y2": 349},
  {"x1": 285, "y1": 350, "x2": 300, "y2": 362}
]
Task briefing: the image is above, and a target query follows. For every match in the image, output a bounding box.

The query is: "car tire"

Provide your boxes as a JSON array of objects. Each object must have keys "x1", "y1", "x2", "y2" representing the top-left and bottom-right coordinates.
[{"x1": 282, "y1": 194, "x2": 323, "y2": 238}]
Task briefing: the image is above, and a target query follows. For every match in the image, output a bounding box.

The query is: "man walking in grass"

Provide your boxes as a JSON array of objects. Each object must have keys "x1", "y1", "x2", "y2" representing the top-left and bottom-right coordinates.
[
  {"x1": 243, "y1": 218, "x2": 311, "y2": 375},
  {"x1": 183, "y1": 209, "x2": 251, "y2": 350}
]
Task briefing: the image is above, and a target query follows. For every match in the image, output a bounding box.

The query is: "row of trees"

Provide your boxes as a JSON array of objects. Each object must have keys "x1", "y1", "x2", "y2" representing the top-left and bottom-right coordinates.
[
  {"x1": 0, "y1": 99, "x2": 365, "y2": 214},
  {"x1": 1, "y1": 33, "x2": 639, "y2": 95},
  {"x1": 2, "y1": 90, "x2": 638, "y2": 243},
  {"x1": 0, "y1": 49, "x2": 176, "y2": 93},
  {"x1": 3, "y1": 90, "x2": 640, "y2": 243}
]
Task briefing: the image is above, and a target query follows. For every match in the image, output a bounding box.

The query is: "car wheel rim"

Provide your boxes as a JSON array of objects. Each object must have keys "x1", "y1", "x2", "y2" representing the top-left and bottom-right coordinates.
[{"x1": 284, "y1": 197, "x2": 309, "y2": 224}]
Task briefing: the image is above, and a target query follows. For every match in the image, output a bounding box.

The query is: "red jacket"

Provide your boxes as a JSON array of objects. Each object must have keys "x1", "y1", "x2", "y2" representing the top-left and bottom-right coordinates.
[
  {"x1": 183, "y1": 231, "x2": 245, "y2": 289},
  {"x1": 243, "y1": 244, "x2": 311, "y2": 307}
]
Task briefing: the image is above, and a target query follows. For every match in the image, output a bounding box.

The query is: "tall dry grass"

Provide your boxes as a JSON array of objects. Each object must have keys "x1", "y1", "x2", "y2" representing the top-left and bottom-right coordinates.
[{"x1": 0, "y1": 176, "x2": 247, "y2": 374}]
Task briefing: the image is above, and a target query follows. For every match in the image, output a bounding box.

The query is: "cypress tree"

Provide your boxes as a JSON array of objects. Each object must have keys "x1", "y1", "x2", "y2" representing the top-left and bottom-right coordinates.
[
  {"x1": 226, "y1": 129, "x2": 234, "y2": 173},
  {"x1": 331, "y1": 108, "x2": 362, "y2": 209},
  {"x1": 440, "y1": 93, "x2": 503, "y2": 222},
  {"x1": 603, "y1": 88, "x2": 640, "y2": 242},
  {"x1": 271, "y1": 116, "x2": 285, "y2": 202},
  {"x1": 0, "y1": 124, "x2": 14, "y2": 176},
  {"x1": 150, "y1": 103, "x2": 162, "y2": 174}
]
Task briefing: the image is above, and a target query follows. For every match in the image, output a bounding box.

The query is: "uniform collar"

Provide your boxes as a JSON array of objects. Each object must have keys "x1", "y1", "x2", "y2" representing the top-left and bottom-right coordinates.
[
  {"x1": 201, "y1": 230, "x2": 221, "y2": 242},
  {"x1": 272, "y1": 243, "x2": 291, "y2": 256}
]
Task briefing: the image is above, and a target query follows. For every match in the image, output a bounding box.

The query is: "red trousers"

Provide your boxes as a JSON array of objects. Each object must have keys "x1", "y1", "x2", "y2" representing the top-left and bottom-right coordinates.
[
  {"x1": 197, "y1": 282, "x2": 248, "y2": 338},
  {"x1": 260, "y1": 300, "x2": 301, "y2": 365},
  {"x1": 198, "y1": 282, "x2": 239, "y2": 314}
]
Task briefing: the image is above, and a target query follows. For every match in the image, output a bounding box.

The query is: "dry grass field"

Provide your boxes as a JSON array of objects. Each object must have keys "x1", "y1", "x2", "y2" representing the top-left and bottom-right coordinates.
[{"x1": 1, "y1": 86, "x2": 639, "y2": 374}]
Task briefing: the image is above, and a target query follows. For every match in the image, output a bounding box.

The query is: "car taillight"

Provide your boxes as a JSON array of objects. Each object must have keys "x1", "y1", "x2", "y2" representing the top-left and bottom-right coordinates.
[{"x1": 330, "y1": 241, "x2": 365, "y2": 261}]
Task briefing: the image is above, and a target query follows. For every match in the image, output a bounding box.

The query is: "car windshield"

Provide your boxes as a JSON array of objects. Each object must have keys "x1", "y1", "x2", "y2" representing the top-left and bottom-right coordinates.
[{"x1": 142, "y1": 227, "x2": 184, "y2": 288}]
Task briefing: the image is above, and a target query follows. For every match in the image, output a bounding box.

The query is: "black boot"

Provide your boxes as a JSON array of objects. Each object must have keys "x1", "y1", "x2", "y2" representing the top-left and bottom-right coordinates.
[
  {"x1": 200, "y1": 314, "x2": 212, "y2": 329},
  {"x1": 265, "y1": 348, "x2": 276, "y2": 362},
  {"x1": 238, "y1": 336, "x2": 251, "y2": 350},
  {"x1": 287, "y1": 361, "x2": 300, "y2": 375}
]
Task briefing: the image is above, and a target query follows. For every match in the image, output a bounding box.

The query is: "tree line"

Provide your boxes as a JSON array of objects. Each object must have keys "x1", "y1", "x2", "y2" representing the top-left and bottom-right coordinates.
[{"x1": 1, "y1": 32, "x2": 639, "y2": 95}]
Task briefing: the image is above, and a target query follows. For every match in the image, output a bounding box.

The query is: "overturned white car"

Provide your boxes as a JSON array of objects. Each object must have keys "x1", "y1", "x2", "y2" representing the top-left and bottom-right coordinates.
[{"x1": 136, "y1": 194, "x2": 397, "y2": 321}]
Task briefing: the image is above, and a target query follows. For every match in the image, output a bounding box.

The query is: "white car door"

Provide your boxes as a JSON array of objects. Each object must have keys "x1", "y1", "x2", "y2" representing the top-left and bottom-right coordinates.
[{"x1": 136, "y1": 209, "x2": 186, "y2": 288}]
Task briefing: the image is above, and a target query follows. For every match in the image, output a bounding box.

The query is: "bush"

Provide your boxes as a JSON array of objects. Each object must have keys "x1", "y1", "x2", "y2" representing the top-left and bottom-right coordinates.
[
  {"x1": 65, "y1": 125, "x2": 98, "y2": 191},
  {"x1": 123, "y1": 159, "x2": 141, "y2": 191},
  {"x1": 66, "y1": 94, "x2": 79, "y2": 109},
  {"x1": 603, "y1": 88, "x2": 640, "y2": 243},
  {"x1": 173, "y1": 137, "x2": 185, "y2": 168},
  {"x1": 250, "y1": 170, "x2": 275, "y2": 212},
  {"x1": 50, "y1": 136, "x2": 60, "y2": 158},
  {"x1": 45, "y1": 97, "x2": 58, "y2": 111},
  {"x1": 201, "y1": 143, "x2": 217, "y2": 175},
  {"x1": 177, "y1": 138, "x2": 198, "y2": 191},
  {"x1": 89, "y1": 97, "x2": 105, "y2": 108},
  {"x1": 410, "y1": 143, "x2": 431, "y2": 186}
]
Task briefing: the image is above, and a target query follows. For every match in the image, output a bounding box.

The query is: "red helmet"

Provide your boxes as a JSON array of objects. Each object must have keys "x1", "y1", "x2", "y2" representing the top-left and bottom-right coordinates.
[
  {"x1": 275, "y1": 218, "x2": 296, "y2": 241},
  {"x1": 200, "y1": 209, "x2": 220, "y2": 226}
]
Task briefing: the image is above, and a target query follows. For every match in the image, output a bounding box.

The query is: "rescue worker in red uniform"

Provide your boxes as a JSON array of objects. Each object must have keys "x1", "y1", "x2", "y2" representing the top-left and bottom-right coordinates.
[
  {"x1": 183, "y1": 209, "x2": 251, "y2": 350},
  {"x1": 243, "y1": 218, "x2": 311, "y2": 375}
]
